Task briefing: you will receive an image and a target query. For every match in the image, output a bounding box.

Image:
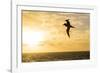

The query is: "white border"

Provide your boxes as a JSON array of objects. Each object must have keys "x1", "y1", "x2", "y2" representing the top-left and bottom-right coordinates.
[{"x1": 12, "y1": 4, "x2": 97, "y2": 73}]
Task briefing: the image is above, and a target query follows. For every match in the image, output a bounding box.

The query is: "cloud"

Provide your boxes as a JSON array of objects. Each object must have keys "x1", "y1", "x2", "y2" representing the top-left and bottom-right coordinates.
[{"x1": 22, "y1": 10, "x2": 90, "y2": 53}]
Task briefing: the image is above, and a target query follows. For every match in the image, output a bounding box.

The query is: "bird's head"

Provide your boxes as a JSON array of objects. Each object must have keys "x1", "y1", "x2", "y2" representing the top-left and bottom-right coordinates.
[{"x1": 65, "y1": 19, "x2": 70, "y2": 22}]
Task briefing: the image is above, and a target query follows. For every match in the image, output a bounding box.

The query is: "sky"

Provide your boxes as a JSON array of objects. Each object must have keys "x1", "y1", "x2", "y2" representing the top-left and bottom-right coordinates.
[{"x1": 22, "y1": 10, "x2": 90, "y2": 53}]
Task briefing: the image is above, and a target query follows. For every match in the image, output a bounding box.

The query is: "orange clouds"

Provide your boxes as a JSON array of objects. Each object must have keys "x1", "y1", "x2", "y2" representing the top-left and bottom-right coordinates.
[{"x1": 22, "y1": 10, "x2": 90, "y2": 53}]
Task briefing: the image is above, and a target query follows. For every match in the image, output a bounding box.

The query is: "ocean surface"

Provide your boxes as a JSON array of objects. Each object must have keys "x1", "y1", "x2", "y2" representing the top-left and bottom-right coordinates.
[{"x1": 22, "y1": 51, "x2": 90, "y2": 62}]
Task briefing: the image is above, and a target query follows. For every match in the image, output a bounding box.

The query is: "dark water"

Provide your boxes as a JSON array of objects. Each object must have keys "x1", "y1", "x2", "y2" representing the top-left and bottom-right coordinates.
[{"x1": 22, "y1": 51, "x2": 90, "y2": 62}]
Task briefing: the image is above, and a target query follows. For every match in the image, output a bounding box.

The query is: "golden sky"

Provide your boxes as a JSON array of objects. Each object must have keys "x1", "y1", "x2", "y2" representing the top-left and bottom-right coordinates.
[{"x1": 22, "y1": 10, "x2": 90, "y2": 53}]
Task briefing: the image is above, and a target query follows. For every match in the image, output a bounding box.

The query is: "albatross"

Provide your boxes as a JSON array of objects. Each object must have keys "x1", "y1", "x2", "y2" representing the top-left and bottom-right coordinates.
[{"x1": 63, "y1": 19, "x2": 75, "y2": 38}]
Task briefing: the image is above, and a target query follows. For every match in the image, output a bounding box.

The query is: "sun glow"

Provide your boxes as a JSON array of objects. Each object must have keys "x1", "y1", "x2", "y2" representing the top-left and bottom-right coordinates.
[{"x1": 23, "y1": 28, "x2": 45, "y2": 48}]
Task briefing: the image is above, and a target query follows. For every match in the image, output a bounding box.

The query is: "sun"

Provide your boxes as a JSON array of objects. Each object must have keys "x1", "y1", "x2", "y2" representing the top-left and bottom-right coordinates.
[{"x1": 23, "y1": 28, "x2": 45, "y2": 48}]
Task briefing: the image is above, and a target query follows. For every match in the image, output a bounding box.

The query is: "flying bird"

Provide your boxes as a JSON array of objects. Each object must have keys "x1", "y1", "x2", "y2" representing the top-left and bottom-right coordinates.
[{"x1": 63, "y1": 19, "x2": 75, "y2": 38}]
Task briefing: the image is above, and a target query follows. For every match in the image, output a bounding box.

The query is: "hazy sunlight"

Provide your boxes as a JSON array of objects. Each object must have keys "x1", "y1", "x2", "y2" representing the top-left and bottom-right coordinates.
[{"x1": 23, "y1": 28, "x2": 45, "y2": 48}]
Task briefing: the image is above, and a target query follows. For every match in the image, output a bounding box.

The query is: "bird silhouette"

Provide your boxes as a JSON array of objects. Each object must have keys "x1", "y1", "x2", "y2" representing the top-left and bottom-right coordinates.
[{"x1": 63, "y1": 19, "x2": 75, "y2": 38}]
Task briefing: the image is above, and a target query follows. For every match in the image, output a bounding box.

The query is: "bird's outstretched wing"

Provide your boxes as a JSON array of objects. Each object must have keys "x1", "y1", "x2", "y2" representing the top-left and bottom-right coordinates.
[
  {"x1": 66, "y1": 27, "x2": 70, "y2": 38},
  {"x1": 70, "y1": 25, "x2": 75, "y2": 28},
  {"x1": 63, "y1": 23, "x2": 68, "y2": 27}
]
